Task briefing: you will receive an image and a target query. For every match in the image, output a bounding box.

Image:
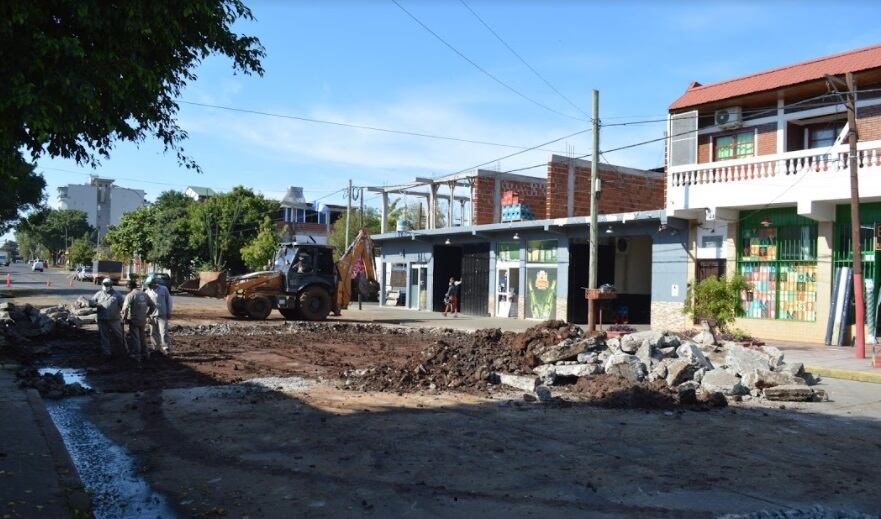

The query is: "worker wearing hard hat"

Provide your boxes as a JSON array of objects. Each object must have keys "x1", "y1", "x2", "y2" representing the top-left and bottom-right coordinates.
[
  {"x1": 88, "y1": 278, "x2": 125, "y2": 357},
  {"x1": 145, "y1": 274, "x2": 173, "y2": 354},
  {"x1": 122, "y1": 278, "x2": 156, "y2": 362}
]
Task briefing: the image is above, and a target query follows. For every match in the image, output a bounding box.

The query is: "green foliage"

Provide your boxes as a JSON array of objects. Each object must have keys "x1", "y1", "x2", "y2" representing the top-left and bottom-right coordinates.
[
  {"x1": 0, "y1": 0, "x2": 264, "y2": 171},
  {"x1": 683, "y1": 274, "x2": 752, "y2": 330},
  {"x1": 68, "y1": 236, "x2": 96, "y2": 266},
  {"x1": 240, "y1": 217, "x2": 280, "y2": 271},
  {"x1": 0, "y1": 155, "x2": 45, "y2": 233},
  {"x1": 0, "y1": 240, "x2": 19, "y2": 260},
  {"x1": 187, "y1": 186, "x2": 279, "y2": 272},
  {"x1": 149, "y1": 204, "x2": 196, "y2": 283},
  {"x1": 14, "y1": 208, "x2": 94, "y2": 264},
  {"x1": 327, "y1": 208, "x2": 382, "y2": 259},
  {"x1": 104, "y1": 206, "x2": 156, "y2": 260}
]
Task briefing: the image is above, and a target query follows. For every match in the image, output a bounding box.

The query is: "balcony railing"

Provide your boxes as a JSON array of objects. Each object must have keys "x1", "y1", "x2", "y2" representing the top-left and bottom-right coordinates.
[{"x1": 668, "y1": 140, "x2": 881, "y2": 188}]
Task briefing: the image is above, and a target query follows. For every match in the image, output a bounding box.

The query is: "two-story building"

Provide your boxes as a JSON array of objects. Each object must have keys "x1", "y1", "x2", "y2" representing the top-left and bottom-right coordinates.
[
  {"x1": 666, "y1": 44, "x2": 881, "y2": 342},
  {"x1": 277, "y1": 185, "x2": 345, "y2": 245}
]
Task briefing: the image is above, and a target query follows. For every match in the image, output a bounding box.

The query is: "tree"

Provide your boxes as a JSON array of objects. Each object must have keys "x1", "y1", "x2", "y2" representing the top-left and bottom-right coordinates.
[
  {"x1": 13, "y1": 208, "x2": 93, "y2": 264},
  {"x1": 104, "y1": 206, "x2": 156, "y2": 262},
  {"x1": 683, "y1": 275, "x2": 752, "y2": 330},
  {"x1": 0, "y1": 1, "x2": 264, "y2": 233},
  {"x1": 327, "y1": 208, "x2": 382, "y2": 259},
  {"x1": 0, "y1": 240, "x2": 19, "y2": 261},
  {"x1": 187, "y1": 186, "x2": 279, "y2": 273},
  {"x1": 0, "y1": 156, "x2": 45, "y2": 233},
  {"x1": 0, "y1": 1, "x2": 264, "y2": 171},
  {"x1": 68, "y1": 235, "x2": 96, "y2": 267},
  {"x1": 240, "y1": 216, "x2": 280, "y2": 271}
]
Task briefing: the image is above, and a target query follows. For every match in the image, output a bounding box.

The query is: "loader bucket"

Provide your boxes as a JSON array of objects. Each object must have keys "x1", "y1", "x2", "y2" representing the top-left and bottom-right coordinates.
[{"x1": 178, "y1": 271, "x2": 228, "y2": 299}]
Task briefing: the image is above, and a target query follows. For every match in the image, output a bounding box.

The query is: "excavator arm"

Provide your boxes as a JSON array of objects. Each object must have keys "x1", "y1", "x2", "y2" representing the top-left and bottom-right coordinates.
[{"x1": 334, "y1": 228, "x2": 377, "y2": 314}]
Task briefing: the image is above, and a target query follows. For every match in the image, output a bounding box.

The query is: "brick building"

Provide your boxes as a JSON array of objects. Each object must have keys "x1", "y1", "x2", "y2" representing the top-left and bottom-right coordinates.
[
  {"x1": 371, "y1": 156, "x2": 674, "y2": 327},
  {"x1": 665, "y1": 43, "x2": 881, "y2": 343}
]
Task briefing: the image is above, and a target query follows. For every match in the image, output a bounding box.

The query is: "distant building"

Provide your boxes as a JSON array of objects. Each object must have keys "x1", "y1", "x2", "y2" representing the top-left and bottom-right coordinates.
[
  {"x1": 57, "y1": 176, "x2": 146, "y2": 238},
  {"x1": 277, "y1": 186, "x2": 345, "y2": 245},
  {"x1": 185, "y1": 186, "x2": 216, "y2": 201}
]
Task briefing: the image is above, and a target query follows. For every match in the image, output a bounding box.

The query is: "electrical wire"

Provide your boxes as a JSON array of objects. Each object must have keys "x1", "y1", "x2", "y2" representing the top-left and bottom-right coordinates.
[
  {"x1": 390, "y1": 0, "x2": 584, "y2": 122},
  {"x1": 180, "y1": 100, "x2": 583, "y2": 153},
  {"x1": 457, "y1": 0, "x2": 588, "y2": 118}
]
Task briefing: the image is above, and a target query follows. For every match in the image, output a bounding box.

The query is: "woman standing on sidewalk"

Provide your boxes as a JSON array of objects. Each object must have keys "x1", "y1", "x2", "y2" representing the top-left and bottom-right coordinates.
[{"x1": 443, "y1": 277, "x2": 460, "y2": 317}]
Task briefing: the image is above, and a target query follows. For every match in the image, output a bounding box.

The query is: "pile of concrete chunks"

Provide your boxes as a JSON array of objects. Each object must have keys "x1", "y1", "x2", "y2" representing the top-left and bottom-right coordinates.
[
  {"x1": 0, "y1": 299, "x2": 96, "y2": 345},
  {"x1": 496, "y1": 329, "x2": 827, "y2": 403}
]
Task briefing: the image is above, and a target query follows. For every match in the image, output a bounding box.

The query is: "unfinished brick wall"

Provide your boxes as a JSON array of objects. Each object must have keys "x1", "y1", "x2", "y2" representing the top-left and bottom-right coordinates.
[
  {"x1": 857, "y1": 103, "x2": 881, "y2": 141},
  {"x1": 755, "y1": 123, "x2": 777, "y2": 155},
  {"x1": 500, "y1": 178, "x2": 547, "y2": 220},
  {"x1": 546, "y1": 159, "x2": 665, "y2": 217},
  {"x1": 471, "y1": 176, "x2": 496, "y2": 225}
]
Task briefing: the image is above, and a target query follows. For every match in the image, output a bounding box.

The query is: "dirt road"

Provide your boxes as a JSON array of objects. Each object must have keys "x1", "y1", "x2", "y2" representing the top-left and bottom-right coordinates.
[{"x1": 4, "y1": 265, "x2": 881, "y2": 517}]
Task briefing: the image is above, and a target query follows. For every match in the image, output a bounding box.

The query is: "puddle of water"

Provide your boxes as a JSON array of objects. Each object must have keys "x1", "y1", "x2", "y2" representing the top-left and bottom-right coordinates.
[
  {"x1": 38, "y1": 367, "x2": 91, "y2": 389},
  {"x1": 40, "y1": 367, "x2": 178, "y2": 519}
]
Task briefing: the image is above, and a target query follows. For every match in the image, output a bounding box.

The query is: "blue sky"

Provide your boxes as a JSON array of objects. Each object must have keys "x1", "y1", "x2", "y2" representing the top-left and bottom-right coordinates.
[{"x1": 20, "y1": 0, "x2": 881, "y2": 239}]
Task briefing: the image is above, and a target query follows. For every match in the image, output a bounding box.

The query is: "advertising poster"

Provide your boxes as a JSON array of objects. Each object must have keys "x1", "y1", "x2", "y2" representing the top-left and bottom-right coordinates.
[{"x1": 526, "y1": 268, "x2": 556, "y2": 319}]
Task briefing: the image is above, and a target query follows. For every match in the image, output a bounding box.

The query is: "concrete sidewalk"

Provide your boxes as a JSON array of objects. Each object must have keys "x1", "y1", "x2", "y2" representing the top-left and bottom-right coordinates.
[
  {"x1": 771, "y1": 342, "x2": 881, "y2": 383},
  {"x1": 0, "y1": 364, "x2": 90, "y2": 518}
]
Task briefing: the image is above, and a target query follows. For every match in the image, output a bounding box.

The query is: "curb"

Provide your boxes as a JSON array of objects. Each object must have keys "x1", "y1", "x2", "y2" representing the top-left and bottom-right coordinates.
[
  {"x1": 25, "y1": 389, "x2": 92, "y2": 516},
  {"x1": 805, "y1": 365, "x2": 881, "y2": 384}
]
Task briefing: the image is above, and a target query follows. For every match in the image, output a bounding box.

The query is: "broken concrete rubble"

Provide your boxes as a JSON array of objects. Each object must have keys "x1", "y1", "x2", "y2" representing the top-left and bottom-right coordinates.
[
  {"x1": 537, "y1": 335, "x2": 601, "y2": 364},
  {"x1": 741, "y1": 369, "x2": 806, "y2": 390},
  {"x1": 620, "y1": 330, "x2": 663, "y2": 354},
  {"x1": 724, "y1": 345, "x2": 772, "y2": 376},
  {"x1": 497, "y1": 373, "x2": 540, "y2": 393},
  {"x1": 603, "y1": 353, "x2": 646, "y2": 381},
  {"x1": 700, "y1": 369, "x2": 747, "y2": 396},
  {"x1": 676, "y1": 342, "x2": 713, "y2": 370},
  {"x1": 665, "y1": 359, "x2": 695, "y2": 387},
  {"x1": 763, "y1": 385, "x2": 826, "y2": 402}
]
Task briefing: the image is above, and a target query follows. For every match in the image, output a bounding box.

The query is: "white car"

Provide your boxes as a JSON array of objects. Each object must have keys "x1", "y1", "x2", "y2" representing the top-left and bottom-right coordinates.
[
  {"x1": 75, "y1": 266, "x2": 93, "y2": 281},
  {"x1": 32, "y1": 260, "x2": 45, "y2": 272}
]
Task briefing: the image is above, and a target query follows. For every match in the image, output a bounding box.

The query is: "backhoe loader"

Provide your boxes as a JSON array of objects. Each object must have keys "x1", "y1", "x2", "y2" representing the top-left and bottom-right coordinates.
[{"x1": 179, "y1": 228, "x2": 377, "y2": 320}]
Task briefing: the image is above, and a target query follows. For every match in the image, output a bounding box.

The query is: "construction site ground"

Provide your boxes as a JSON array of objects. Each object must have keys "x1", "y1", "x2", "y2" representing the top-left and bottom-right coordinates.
[{"x1": 3, "y1": 265, "x2": 881, "y2": 517}]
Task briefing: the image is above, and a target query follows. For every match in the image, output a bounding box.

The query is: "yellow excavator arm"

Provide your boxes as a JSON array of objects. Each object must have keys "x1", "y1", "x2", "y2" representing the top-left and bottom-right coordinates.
[{"x1": 334, "y1": 228, "x2": 377, "y2": 313}]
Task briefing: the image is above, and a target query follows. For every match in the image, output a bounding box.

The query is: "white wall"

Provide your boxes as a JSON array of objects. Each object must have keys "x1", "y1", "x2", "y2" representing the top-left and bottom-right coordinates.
[
  {"x1": 613, "y1": 235, "x2": 652, "y2": 294},
  {"x1": 108, "y1": 187, "x2": 146, "y2": 227},
  {"x1": 58, "y1": 185, "x2": 99, "y2": 227}
]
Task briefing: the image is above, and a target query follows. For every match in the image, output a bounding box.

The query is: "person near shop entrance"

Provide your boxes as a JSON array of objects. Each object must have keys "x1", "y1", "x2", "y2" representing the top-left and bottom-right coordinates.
[
  {"x1": 443, "y1": 277, "x2": 461, "y2": 317},
  {"x1": 145, "y1": 274, "x2": 173, "y2": 354}
]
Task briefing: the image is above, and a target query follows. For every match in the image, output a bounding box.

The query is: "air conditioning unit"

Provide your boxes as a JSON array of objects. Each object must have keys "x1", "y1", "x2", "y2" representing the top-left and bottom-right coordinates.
[
  {"x1": 615, "y1": 237, "x2": 630, "y2": 255},
  {"x1": 714, "y1": 106, "x2": 743, "y2": 129}
]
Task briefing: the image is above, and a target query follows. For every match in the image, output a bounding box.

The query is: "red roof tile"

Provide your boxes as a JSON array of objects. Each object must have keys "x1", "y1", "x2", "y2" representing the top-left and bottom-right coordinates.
[{"x1": 670, "y1": 43, "x2": 881, "y2": 111}]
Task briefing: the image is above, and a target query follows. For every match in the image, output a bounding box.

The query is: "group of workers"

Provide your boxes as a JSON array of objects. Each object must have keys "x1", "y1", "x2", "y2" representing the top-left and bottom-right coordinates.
[{"x1": 80, "y1": 275, "x2": 173, "y2": 361}]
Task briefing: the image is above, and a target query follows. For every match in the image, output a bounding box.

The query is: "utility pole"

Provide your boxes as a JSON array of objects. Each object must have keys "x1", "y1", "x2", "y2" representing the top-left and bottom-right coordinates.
[
  {"x1": 345, "y1": 179, "x2": 352, "y2": 249},
  {"x1": 827, "y1": 72, "x2": 866, "y2": 357},
  {"x1": 846, "y1": 72, "x2": 866, "y2": 358},
  {"x1": 587, "y1": 89, "x2": 600, "y2": 332},
  {"x1": 358, "y1": 186, "x2": 364, "y2": 310}
]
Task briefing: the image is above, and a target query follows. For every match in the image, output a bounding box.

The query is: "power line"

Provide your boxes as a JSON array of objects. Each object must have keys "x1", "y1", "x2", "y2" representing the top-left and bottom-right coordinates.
[
  {"x1": 180, "y1": 100, "x2": 580, "y2": 152},
  {"x1": 458, "y1": 0, "x2": 588, "y2": 119},
  {"x1": 390, "y1": 0, "x2": 583, "y2": 122},
  {"x1": 445, "y1": 128, "x2": 589, "y2": 177}
]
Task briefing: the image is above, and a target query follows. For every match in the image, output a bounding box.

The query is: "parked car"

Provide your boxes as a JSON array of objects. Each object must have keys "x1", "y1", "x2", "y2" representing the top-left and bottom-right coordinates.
[
  {"x1": 146, "y1": 272, "x2": 173, "y2": 290},
  {"x1": 76, "y1": 266, "x2": 94, "y2": 282},
  {"x1": 31, "y1": 260, "x2": 45, "y2": 272}
]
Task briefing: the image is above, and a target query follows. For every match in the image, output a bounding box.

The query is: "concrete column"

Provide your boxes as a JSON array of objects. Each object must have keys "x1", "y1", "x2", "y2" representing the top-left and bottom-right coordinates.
[
  {"x1": 380, "y1": 192, "x2": 389, "y2": 233},
  {"x1": 459, "y1": 199, "x2": 466, "y2": 227},
  {"x1": 429, "y1": 184, "x2": 438, "y2": 229},
  {"x1": 447, "y1": 182, "x2": 455, "y2": 228}
]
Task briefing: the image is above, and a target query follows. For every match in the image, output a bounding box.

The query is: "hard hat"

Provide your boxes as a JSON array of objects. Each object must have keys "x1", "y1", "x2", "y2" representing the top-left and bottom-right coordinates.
[
  {"x1": 144, "y1": 274, "x2": 155, "y2": 285},
  {"x1": 101, "y1": 278, "x2": 113, "y2": 286}
]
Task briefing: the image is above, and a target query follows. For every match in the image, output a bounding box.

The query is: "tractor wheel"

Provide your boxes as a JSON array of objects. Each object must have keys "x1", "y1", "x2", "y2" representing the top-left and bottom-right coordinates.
[
  {"x1": 245, "y1": 296, "x2": 273, "y2": 320},
  {"x1": 226, "y1": 296, "x2": 248, "y2": 318},
  {"x1": 298, "y1": 286, "x2": 332, "y2": 321},
  {"x1": 278, "y1": 308, "x2": 301, "y2": 321}
]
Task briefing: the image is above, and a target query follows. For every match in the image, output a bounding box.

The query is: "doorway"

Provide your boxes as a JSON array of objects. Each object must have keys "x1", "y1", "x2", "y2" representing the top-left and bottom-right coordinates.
[
  {"x1": 461, "y1": 243, "x2": 490, "y2": 316},
  {"x1": 409, "y1": 265, "x2": 428, "y2": 310},
  {"x1": 568, "y1": 241, "x2": 615, "y2": 324},
  {"x1": 496, "y1": 266, "x2": 520, "y2": 318},
  {"x1": 432, "y1": 245, "x2": 463, "y2": 311}
]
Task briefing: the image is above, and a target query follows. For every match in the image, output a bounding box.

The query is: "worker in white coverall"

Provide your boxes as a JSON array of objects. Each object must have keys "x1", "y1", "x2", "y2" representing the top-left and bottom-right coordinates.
[
  {"x1": 122, "y1": 279, "x2": 156, "y2": 362},
  {"x1": 145, "y1": 275, "x2": 173, "y2": 354},
  {"x1": 89, "y1": 278, "x2": 125, "y2": 357}
]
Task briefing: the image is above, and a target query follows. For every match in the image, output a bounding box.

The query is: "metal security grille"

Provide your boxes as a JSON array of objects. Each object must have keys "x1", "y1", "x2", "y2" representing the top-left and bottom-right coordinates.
[
  {"x1": 832, "y1": 202, "x2": 881, "y2": 282},
  {"x1": 669, "y1": 111, "x2": 698, "y2": 167},
  {"x1": 460, "y1": 244, "x2": 490, "y2": 316},
  {"x1": 737, "y1": 208, "x2": 819, "y2": 321}
]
